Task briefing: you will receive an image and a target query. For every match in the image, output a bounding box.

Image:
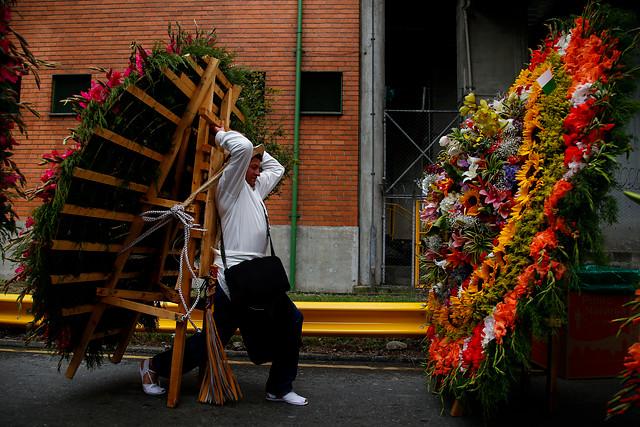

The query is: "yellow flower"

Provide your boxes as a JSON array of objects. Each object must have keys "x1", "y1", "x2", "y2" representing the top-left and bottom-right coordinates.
[
  {"x1": 494, "y1": 220, "x2": 516, "y2": 254},
  {"x1": 520, "y1": 86, "x2": 542, "y2": 155}
]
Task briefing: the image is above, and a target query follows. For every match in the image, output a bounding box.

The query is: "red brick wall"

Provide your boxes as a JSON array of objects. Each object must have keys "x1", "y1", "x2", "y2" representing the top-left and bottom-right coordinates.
[{"x1": 11, "y1": 0, "x2": 360, "y2": 227}]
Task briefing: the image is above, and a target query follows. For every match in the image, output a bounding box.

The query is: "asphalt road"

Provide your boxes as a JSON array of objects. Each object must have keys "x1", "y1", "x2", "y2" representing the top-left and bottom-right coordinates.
[{"x1": 0, "y1": 344, "x2": 637, "y2": 427}]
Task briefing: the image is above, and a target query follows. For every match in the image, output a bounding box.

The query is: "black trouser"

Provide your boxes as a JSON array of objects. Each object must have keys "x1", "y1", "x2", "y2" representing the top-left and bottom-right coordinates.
[{"x1": 151, "y1": 287, "x2": 304, "y2": 396}]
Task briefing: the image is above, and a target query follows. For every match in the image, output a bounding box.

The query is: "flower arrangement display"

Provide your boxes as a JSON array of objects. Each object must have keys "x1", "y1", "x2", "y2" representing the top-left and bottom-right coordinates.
[
  {"x1": 0, "y1": 0, "x2": 45, "y2": 244},
  {"x1": 8, "y1": 24, "x2": 286, "y2": 367},
  {"x1": 420, "y1": 2, "x2": 638, "y2": 412}
]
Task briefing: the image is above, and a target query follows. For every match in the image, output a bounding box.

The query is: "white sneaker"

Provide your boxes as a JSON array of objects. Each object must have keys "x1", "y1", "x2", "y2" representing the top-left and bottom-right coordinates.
[{"x1": 266, "y1": 391, "x2": 308, "y2": 406}]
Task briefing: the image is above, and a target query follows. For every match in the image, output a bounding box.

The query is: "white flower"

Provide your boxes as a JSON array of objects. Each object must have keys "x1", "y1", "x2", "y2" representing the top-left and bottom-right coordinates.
[
  {"x1": 570, "y1": 83, "x2": 593, "y2": 106},
  {"x1": 420, "y1": 173, "x2": 438, "y2": 196},
  {"x1": 434, "y1": 281, "x2": 444, "y2": 292},
  {"x1": 463, "y1": 156, "x2": 482, "y2": 182},
  {"x1": 459, "y1": 336, "x2": 472, "y2": 372},
  {"x1": 555, "y1": 33, "x2": 572, "y2": 56},
  {"x1": 439, "y1": 135, "x2": 451, "y2": 147},
  {"x1": 439, "y1": 192, "x2": 459, "y2": 214},
  {"x1": 563, "y1": 160, "x2": 586, "y2": 180},
  {"x1": 491, "y1": 99, "x2": 505, "y2": 114},
  {"x1": 446, "y1": 140, "x2": 462, "y2": 157},
  {"x1": 434, "y1": 259, "x2": 448, "y2": 270},
  {"x1": 481, "y1": 313, "x2": 496, "y2": 348}
]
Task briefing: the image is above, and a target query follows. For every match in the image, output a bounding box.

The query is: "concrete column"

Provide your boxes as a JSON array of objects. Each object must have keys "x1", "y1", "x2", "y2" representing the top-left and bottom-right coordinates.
[{"x1": 359, "y1": 0, "x2": 385, "y2": 286}]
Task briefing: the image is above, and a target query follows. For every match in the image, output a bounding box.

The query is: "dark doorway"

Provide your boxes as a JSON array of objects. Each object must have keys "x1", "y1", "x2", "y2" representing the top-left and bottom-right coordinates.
[{"x1": 383, "y1": 1, "x2": 458, "y2": 286}]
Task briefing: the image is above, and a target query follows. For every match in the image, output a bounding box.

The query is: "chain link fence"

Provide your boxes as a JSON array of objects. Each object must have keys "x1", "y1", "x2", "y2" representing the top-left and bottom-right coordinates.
[{"x1": 382, "y1": 109, "x2": 459, "y2": 286}]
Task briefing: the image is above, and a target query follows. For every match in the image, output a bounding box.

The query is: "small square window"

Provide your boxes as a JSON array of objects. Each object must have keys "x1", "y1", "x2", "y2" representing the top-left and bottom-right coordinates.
[
  {"x1": 51, "y1": 74, "x2": 91, "y2": 115},
  {"x1": 300, "y1": 71, "x2": 342, "y2": 115}
]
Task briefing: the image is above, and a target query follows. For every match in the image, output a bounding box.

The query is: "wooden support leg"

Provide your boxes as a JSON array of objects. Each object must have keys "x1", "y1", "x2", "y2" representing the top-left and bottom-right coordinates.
[
  {"x1": 167, "y1": 319, "x2": 188, "y2": 407},
  {"x1": 65, "y1": 304, "x2": 107, "y2": 379},
  {"x1": 110, "y1": 313, "x2": 140, "y2": 364}
]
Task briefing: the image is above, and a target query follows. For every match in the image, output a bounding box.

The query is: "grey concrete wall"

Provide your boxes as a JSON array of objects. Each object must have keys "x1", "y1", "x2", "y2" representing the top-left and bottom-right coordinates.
[
  {"x1": 457, "y1": 1, "x2": 527, "y2": 100},
  {"x1": 604, "y1": 106, "x2": 640, "y2": 267},
  {"x1": 272, "y1": 225, "x2": 358, "y2": 293}
]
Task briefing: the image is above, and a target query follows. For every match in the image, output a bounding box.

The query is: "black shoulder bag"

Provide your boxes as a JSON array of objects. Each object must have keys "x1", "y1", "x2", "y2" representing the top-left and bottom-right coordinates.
[{"x1": 220, "y1": 206, "x2": 290, "y2": 307}]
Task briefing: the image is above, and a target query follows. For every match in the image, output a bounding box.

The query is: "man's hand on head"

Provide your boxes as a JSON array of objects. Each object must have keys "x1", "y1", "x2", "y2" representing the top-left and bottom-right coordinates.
[{"x1": 210, "y1": 125, "x2": 225, "y2": 146}]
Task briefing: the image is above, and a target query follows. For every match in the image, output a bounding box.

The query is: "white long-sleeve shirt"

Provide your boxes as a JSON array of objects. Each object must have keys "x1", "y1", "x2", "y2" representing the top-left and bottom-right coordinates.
[{"x1": 213, "y1": 130, "x2": 285, "y2": 297}]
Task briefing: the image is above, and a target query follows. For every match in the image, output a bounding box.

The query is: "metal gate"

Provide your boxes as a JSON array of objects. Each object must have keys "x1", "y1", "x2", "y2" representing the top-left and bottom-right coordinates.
[{"x1": 382, "y1": 108, "x2": 459, "y2": 286}]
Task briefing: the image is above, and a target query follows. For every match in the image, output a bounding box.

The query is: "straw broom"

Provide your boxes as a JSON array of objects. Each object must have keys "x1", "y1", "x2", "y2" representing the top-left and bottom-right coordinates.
[
  {"x1": 198, "y1": 280, "x2": 242, "y2": 404},
  {"x1": 183, "y1": 159, "x2": 241, "y2": 404}
]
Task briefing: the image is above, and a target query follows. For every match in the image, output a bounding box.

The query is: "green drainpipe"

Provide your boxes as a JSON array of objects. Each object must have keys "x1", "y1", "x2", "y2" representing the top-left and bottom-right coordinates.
[{"x1": 290, "y1": 0, "x2": 303, "y2": 290}]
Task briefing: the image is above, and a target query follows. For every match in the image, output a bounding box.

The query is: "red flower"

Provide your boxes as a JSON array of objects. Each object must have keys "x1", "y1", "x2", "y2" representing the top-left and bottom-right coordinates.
[
  {"x1": 461, "y1": 323, "x2": 485, "y2": 372},
  {"x1": 564, "y1": 146, "x2": 583, "y2": 167},
  {"x1": 446, "y1": 249, "x2": 471, "y2": 269},
  {"x1": 106, "y1": 69, "x2": 123, "y2": 88}
]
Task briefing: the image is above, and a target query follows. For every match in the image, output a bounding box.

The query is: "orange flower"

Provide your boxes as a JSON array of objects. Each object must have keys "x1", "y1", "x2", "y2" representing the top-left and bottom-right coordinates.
[
  {"x1": 493, "y1": 291, "x2": 519, "y2": 344},
  {"x1": 435, "y1": 177, "x2": 454, "y2": 196},
  {"x1": 544, "y1": 180, "x2": 573, "y2": 220},
  {"x1": 529, "y1": 228, "x2": 558, "y2": 258},
  {"x1": 460, "y1": 188, "x2": 482, "y2": 216},
  {"x1": 563, "y1": 17, "x2": 622, "y2": 93}
]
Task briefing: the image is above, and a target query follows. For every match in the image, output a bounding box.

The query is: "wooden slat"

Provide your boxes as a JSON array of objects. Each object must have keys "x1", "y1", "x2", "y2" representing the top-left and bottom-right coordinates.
[
  {"x1": 232, "y1": 106, "x2": 245, "y2": 122},
  {"x1": 215, "y1": 68, "x2": 233, "y2": 92},
  {"x1": 52, "y1": 240, "x2": 155, "y2": 254},
  {"x1": 95, "y1": 288, "x2": 166, "y2": 302},
  {"x1": 163, "y1": 68, "x2": 196, "y2": 98},
  {"x1": 203, "y1": 90, "x2": 243, "y2": 123},
  {"x1": 151, "y1": 58, "x2": 220, "y2": 200},
  {"x1": 171, "y1": 128, "x2": 193, "y2": 196},
  {"x1": 199, "y1": 147, "x2": 225, "y2": 278},
  {"x1": 73, "y1": 168, "x2": 148, "y2": 193},
  {"x1": 50, "y1": 271, "x2": 141, "y2": 285},
  {"x1": 185, "y1": 54, "x2": 204, "y2": 76},
  {"x1": 61, "y1": 205, "x2": 136, "y2": 222},
  {"x1": 140, "y1": 196, "x2": 195, "y2": 212},
  {"x1": 220, "y1": 86, "x2": 239, "y2": 129},
  {"x1": 126, "y1": 85, "x2": 181, "y2": 124},
  {"x1": 101, "y1": 296, "x2": 181, "y2": 321},
  {"x1": 61, "y1": 304, "x2": 95, "y2": 317},
  {"x1": 51, "y1": 272, "x2": 109, "y2": 284},
  {"x1": 162, "y1": 271, "x2": 178, "y2": 277},
  {"x1": 94, "y1": 127, "x2": 164, "y2": 161},
  {"x1": 198, "y1": 109, "x2": 222, "y2": 127},
  {"x1": 157, "y1": 282, "x2": 181, "y2": 303}
]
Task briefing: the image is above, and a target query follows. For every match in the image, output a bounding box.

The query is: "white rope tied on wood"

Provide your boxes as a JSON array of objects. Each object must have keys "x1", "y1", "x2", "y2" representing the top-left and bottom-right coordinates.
[
  {"x1": 116, "y1": 160, "x2": 229, "y2": 330},
  {"x1": 122, "y1": 204, "x2": 205, "y2": 331}
]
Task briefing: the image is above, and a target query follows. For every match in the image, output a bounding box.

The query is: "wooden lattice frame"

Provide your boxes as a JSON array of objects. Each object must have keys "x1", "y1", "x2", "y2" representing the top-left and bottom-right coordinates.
[{"x1": 56, "y1": 56, "x2": 243, "y2": 407}]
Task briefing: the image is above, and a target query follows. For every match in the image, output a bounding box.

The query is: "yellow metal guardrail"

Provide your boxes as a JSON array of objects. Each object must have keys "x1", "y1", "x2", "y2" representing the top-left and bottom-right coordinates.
[{"x1": 0, "y1": 294, "x2": 427, "y2": 337}]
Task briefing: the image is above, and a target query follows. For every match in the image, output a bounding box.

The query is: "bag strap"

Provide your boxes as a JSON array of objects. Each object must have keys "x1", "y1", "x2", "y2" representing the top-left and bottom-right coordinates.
[{"x1": 219, "y1": 201, "x2": 275, "y2": 270}]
